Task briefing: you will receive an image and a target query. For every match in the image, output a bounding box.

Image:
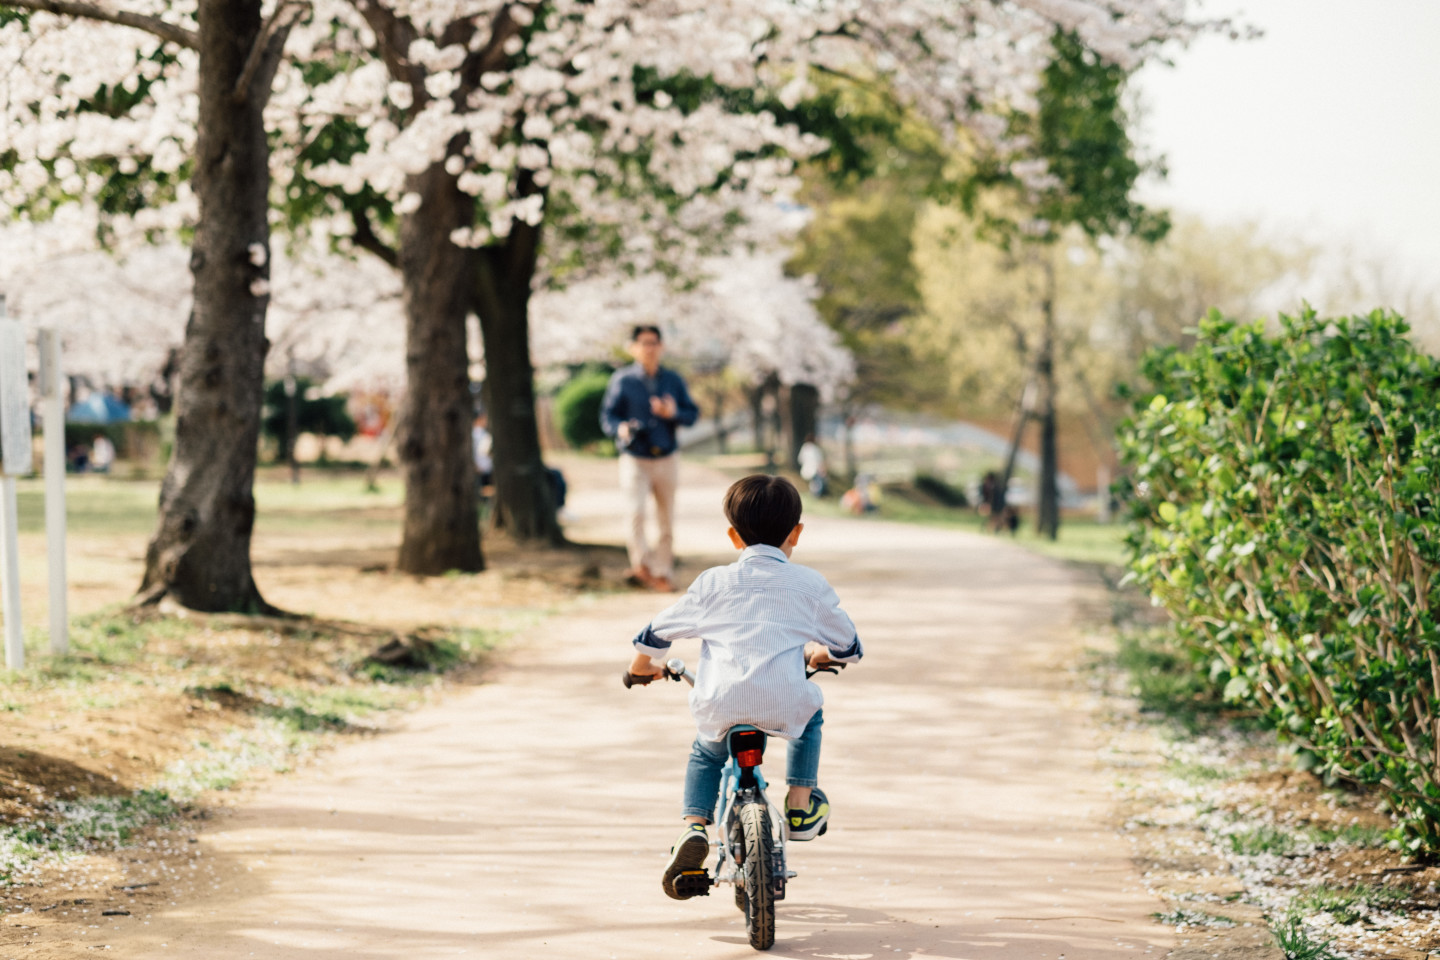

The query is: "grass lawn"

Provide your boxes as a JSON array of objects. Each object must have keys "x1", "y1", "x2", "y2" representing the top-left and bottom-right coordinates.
[
  {"x1": 803, "y1": 490, "x2": 1129, "y2": 568},
  {"x1": 15, "y1": 469, "x2": 406, "y2": 538}
]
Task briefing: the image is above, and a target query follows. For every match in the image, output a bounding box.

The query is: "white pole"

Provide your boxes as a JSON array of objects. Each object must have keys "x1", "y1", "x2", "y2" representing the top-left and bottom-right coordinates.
[
  {"x1": 0, "y1": 474, "x2": 20, "y2": 670},
  {"x1": 0, "y1": 294, "x2": 21, "y2": 669},
  {"x1": 39, "y1": 329, "x2": 67, "y2": 655}
]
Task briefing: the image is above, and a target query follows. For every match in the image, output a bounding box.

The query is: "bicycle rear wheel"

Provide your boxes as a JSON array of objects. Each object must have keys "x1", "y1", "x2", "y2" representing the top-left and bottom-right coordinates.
[{"x1": 739, "y1": 801, "x2": 775, "y2": 950}]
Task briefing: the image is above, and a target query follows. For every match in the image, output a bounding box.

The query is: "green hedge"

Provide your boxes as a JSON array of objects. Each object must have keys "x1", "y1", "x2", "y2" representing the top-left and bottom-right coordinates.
[
  {"x1": 554, "y1": 369, "x2": 612, "y2": 450},
  {"x1": 262, "y1": 378, "x2": 356, "y2": 448},
  {"x1": 1120, "y1": 309, "x2": 1440, "y2": 851}
]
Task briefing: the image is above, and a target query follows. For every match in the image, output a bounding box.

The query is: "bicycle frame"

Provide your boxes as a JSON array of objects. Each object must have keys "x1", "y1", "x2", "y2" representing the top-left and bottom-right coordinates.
[
  {"x1": 662, "y1": 659, "x2": 795, "y2": 899},
  {"x1": 712, "y1": 726, "x2": 791, "y2": 899}
]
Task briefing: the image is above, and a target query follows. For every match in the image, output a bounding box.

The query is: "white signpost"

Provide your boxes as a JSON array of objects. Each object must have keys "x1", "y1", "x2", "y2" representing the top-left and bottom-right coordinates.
[
  {"x1": 0, "y1": 295, "x2": 31, "y2": 669},
  {"x1": 38, "y1": 328, "x2": 67, "y2": 655}
]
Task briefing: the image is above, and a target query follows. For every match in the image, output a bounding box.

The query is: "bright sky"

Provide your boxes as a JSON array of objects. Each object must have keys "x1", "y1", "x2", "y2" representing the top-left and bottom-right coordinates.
[{"x1": 1134, "y1": 0, "x2": 1440, "y2": 285}]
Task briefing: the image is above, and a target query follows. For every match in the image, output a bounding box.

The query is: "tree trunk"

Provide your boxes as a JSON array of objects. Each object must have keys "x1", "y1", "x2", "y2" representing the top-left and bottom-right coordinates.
[
  {"x1": 711, "y1": 388, "x2": 728, "y2": 454},
  {"x1": 767, "y1": 378, "x2": 783, "y2": 470},
  {"x1": 994, "y1": 375, "x2": 1033, "y2": 529},
  {"x1": 748, "y1": 384, "x2": 766, "y2": 454},
  {"x1": 473, "y1": 212, "x2": 563, "y2": 545},
  {"x1": 786, "y1": 383, "x2": 819, "y2": 471},
  {"x1": 839, "y1": 399, "x2": 857, "y2": 479},
  {"x1": 1036, "y1": 257, "x2": 1060, "y2": 541},
  {"x1": 283, "y1": 349, "x2": 299, "y2": 484},
  {"x1": 394, "y1": 161, "x2": 484, "y2": 574},
  {"x1": 137, "y1": 0, "x2": 274, "y2": 612}
]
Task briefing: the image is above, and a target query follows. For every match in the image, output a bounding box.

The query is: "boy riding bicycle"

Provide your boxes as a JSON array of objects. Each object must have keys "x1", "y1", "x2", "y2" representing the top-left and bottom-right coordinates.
[{"x1": 625, "y1": 474, "x2": 864, "y2": 900}]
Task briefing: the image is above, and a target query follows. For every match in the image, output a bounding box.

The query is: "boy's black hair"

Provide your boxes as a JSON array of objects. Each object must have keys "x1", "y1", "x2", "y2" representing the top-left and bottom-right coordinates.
[
  {"x1": 724, "y1": 475, "x2": 802, "y2": 547},
  {"x1": 630, "y1": 324, "x2": 662, "y2": 342}
]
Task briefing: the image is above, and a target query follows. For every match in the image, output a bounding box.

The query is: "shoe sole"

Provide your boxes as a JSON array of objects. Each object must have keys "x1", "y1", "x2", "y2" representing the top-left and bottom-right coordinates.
[
  {"x1": 788, "y1": 815, "x2": 829, "y2": 841},
  {"x1": 662, "y1": 832, "x2": 710, "y2": 900}
]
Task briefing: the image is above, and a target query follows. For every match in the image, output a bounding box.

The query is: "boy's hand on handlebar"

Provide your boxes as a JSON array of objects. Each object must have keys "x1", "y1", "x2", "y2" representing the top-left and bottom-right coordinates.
[
  {"x1": 804, "y1": 642, "x2": 837, "y2": 670},
  {"x1": 627, "y1": 652, "x2": 666, "y2": 683}
]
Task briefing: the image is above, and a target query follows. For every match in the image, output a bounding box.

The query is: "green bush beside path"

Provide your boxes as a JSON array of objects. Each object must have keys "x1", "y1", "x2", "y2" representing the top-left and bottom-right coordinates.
[{"x1": 1121, "y1": 308, "x2": 1440, "y2": 852}]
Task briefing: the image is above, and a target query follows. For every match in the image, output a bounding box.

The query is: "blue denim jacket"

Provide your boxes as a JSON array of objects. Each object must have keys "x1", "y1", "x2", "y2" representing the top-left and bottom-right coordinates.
[{"x1": 600, "y1": 363, "x2": 699, "y2": 458}]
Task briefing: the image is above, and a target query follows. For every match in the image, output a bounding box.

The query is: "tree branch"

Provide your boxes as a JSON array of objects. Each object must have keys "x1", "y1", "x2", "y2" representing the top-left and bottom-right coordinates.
[
  {"x1": 351, "y1": 208, "x2": 398, "y2": 267},
  {"x1": 233, "y1": 0, "x2": 306, "y2": 106},
  {"x1": 0, "y1": 0, "x2": 198, "y2": 48},
  {"x1": 353, "y1": 0, "x2": 424, "y2": 108},
  {"x1": 456, "y1": 6, "x2": 520, "y2": 101}
]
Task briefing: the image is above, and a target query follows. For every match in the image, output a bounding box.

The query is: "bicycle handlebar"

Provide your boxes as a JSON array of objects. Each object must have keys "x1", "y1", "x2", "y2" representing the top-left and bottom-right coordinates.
[
  {"x1": 622, "y1": 661, "x2": 687, "y2": 688},
  {"x1": 624, "y1": 657, "x2": 845, "y2": 688}
]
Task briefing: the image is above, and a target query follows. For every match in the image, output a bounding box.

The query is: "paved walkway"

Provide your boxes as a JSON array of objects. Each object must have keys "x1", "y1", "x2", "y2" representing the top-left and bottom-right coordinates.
[{"x1": 106, "y1": 464, "x2": 1173, "y2": 959}]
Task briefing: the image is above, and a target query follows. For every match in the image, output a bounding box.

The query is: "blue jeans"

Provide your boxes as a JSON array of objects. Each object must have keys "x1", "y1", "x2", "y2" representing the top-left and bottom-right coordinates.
[{"x1": 681, "y1": 710, "x2": 823, "y2": 821}]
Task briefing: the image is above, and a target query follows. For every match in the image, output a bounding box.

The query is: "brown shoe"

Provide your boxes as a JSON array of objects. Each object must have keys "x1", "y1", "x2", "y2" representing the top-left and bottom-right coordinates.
[{"x1": 624, "y1": 565, "x2": 655, "y2": 589}]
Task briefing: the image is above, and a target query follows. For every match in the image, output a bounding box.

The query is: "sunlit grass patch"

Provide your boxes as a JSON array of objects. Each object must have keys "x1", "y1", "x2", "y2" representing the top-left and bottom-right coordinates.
[
  {"x1": 1227, "y1": 824, "x2": 1299, "y2": 857},
  {"x1": 1272, "y1": 914, "x2": 1339, "y2": 960},
  {"x1": 1114, "y1": 628, "x2": 1233, "y2": 732},
  {"x1": 161, "y1": 718, "x2": 314, "y2": 794},
  {"x1": 1153, "y1": 908, "x2": 1237, "y2": 928},
  {"x1": 1292, "y1": 884, "x2": 1407, "y2": 925},
  {"x1": 0, "y1": 789, "x2": 182, "y2": 886},
  {"x1": 1304, "y1": 822, "x2": 1389, "y2": 849},
  {"x1": 1165, "y1": 758, "x2": 1230, "y2": 782}
]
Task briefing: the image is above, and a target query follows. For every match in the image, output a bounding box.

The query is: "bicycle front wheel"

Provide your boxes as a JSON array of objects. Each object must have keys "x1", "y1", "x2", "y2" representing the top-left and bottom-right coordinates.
[{"x1": 739, "y1": 801, "x2": 775, "y2": 951}]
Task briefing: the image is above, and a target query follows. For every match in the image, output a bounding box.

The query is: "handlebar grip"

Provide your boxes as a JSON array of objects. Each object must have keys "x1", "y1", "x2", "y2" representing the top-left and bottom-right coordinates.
[{"x1": 622, "y1": 671, "x2": 655, "y2": 688}]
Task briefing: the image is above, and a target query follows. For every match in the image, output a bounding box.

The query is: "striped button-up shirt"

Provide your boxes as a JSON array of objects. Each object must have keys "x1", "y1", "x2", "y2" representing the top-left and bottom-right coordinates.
[{"x1": 633, "y1": 544, "x2": 863, "y2": 742}]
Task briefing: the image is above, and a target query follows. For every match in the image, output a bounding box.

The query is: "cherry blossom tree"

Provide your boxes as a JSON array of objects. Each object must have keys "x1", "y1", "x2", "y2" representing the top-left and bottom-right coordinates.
[
  {"x1": 4, "y1": 0, "x2": 1221, "y2": 584},
  {"x1": 1, "y1": 0, "x2": 305, "y2": 611},
  {"x1": 271, "y1": 0, "x2": 1216, "y2": 570}
]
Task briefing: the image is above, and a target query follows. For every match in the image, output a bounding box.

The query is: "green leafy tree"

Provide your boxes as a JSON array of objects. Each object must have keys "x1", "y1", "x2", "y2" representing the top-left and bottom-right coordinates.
[
  {"x1": 786, "y1": 81, "x2": 952, "y2": 469},
  {"x1": 957, "y1": 29, "x2": 1168, "y2": 538}
]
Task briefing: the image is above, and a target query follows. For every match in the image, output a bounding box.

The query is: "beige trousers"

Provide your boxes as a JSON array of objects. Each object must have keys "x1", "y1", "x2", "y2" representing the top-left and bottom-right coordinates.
[{"x1": 618, "y1": 453, "x2": 679, "y2": 579}]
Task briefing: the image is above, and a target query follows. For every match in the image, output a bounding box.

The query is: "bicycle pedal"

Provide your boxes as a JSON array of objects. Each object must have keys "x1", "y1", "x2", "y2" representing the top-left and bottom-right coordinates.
[
  {"x1": 672, "y1": 871, "x2": 712, "y2": 898},
  {"x1": 818, "y1": 823, "x2": 827, "y2": 837}
]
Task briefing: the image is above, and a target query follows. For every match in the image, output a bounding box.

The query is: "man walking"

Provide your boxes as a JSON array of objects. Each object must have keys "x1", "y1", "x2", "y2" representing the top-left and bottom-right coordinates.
[{"x1": 601, "y1": 325, "x2": 700, "y2": 592}]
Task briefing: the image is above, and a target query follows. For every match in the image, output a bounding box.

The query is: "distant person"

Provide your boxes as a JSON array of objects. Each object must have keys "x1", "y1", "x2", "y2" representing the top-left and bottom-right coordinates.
[
  {"x1": 90, "y1": 434, "x2": 116, "y2": 474},
  {"x1": 547, "y1": 466, "x2": 567, "y2": 511},
  {"x1": 840, "y1": 473, "x2": 877, "y2": 515},
  {"x1": 1000, "y1": 505, "x2": 1020, "y2": 536},
  {"x1": 797, "y1": 433, "x2": 828, "y2": 497},
  {"x1": 600, "y1": 325, "x2": 700, "y2": 592},
  {"x1": 472, "y1": 413, "x2": 493, "y2": 488},
  {"x1": 978, "y1": 471, "x2": 998, "y2": 517}
]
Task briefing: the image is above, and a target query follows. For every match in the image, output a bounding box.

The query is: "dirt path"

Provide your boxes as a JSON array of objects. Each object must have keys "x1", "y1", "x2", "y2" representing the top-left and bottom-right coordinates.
[{"x1": 91, "y1": 462, "x2": 1173, "y2": 959}]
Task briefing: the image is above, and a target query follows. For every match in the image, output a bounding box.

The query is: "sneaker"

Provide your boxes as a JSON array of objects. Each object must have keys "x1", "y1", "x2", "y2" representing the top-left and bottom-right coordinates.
[
  {"x1": 786, "y1": 787, "x2": 829, "y2": 841},
  {"x1": 661, "y1": 823, "x2": 710, "y2": 900}
]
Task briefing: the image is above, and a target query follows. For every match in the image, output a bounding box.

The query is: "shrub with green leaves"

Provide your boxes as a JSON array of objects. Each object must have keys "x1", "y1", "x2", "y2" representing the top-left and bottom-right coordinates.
[
  {"x1": 1120, "y1": 308, "x2": 1440, "y2": 851},
  {"x1": 554, "y1": 368, "x2": 614, "y2": 451}
]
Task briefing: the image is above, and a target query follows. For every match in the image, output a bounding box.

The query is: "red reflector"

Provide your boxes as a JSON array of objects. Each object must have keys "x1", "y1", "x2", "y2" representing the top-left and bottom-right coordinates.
[{"x1": 735, "y1": 748, "x2": 764, "y2": 768}]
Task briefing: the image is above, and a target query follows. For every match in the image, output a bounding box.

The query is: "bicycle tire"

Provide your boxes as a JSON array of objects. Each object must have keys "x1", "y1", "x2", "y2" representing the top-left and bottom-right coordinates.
[
  {"x1": 729, "y1": 813, "x2": 747, "y2": 913},
  {"x1": 739, "y1": 801, "x2": 775, "y2": 950}
]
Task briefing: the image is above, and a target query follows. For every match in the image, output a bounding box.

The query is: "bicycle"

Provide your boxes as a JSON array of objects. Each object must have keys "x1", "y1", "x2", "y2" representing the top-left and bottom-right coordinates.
[{"x1": 623, "y1": 656, "x2": 842, "y2": 951}]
